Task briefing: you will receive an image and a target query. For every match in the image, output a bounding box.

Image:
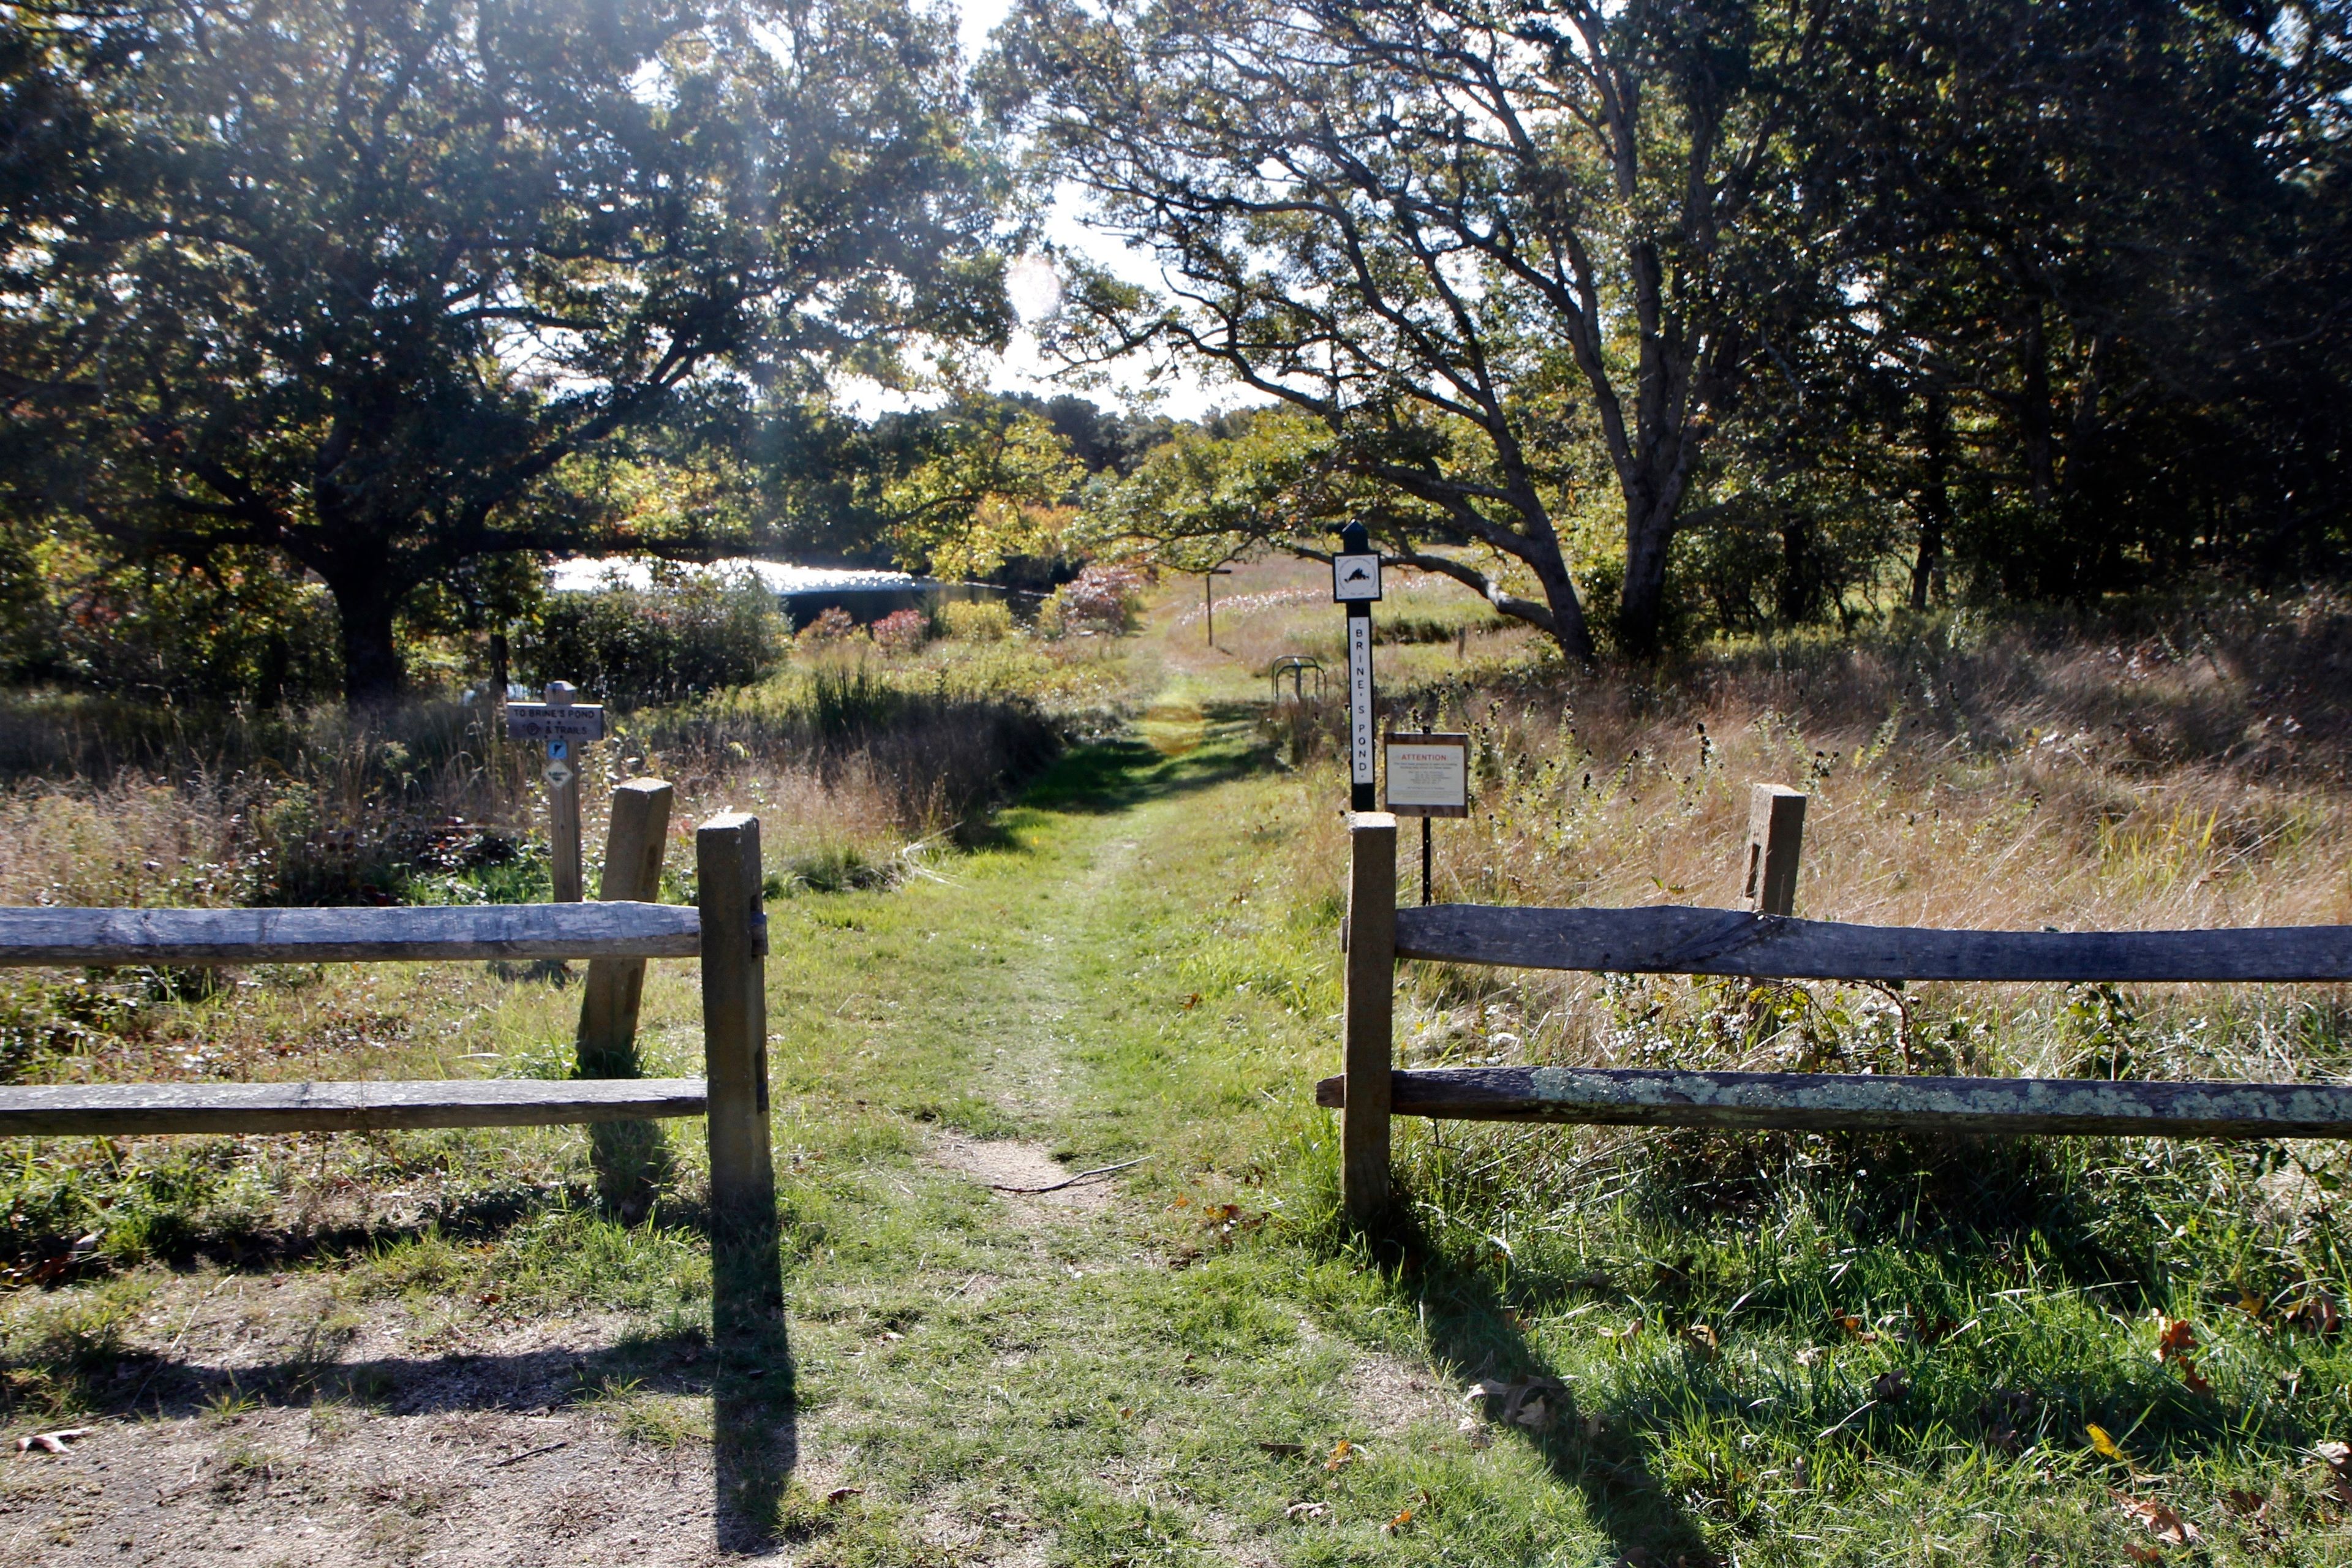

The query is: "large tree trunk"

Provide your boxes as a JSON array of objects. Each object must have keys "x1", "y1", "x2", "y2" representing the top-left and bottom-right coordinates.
[
  {"x1": 1536, "y1": 561, "x2": 1596, "y2": 664},
  {"x1": 1910, "y1": 392, "x2": 1951, "y2": 611},
  {"x1": 326, "y1": 573, "x2": 405, "y2": 710},
  {"x1": 1618, "y1": 507, "x2": 1676, "y2": 659}
]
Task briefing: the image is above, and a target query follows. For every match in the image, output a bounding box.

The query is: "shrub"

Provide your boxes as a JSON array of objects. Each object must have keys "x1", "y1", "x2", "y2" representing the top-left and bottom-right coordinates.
[
  {"x1": 872, "y1": 608, "x2": 930, "y2": 652},
  {"x1": 940, "y1": 600, "x2": 1015, "y2": 642},
  {"x1": 526, "y1": 574, "x2": 780, "y2": 706},
  {"x1": 1045, "y1": 564, "x2": 1147, "y2": 638},
  {"x1": 12, "y1": 545, "x2": 344, "y2": 706},
  {"x1": 794, "y1": 606, "x2": 860, "y2": 646}
]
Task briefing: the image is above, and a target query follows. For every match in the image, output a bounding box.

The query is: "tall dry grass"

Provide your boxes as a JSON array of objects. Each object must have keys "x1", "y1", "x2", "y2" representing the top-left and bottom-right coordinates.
[{"x1": 1278, "y1": 591, "x2": 2352, "y2": 1090}]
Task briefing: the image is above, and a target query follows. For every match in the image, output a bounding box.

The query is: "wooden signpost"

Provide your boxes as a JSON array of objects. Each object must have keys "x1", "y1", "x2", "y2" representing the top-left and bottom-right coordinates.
[
  {"x1": 506, "y1": 680, "x2": 605, "y2": 902},
  {"x1": 1332, "y1": 522, "x2": 1382, "y2": 812},
  {"x1": 1385, "y1": 731, "x2": 1468, "y2": 905}
]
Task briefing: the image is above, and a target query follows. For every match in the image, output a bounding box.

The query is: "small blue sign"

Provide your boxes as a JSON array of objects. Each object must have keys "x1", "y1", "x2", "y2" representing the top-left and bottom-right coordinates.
[{"x1": 547, "y1": 739, "x2": 568, "y2": 761}]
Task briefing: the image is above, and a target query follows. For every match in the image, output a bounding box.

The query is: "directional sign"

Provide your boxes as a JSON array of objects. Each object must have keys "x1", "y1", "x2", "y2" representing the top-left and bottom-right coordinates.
[
  {"x1": 1346, "y1": 615, "x2": 1376, "y2": 791},
  {"x1": 1385, "y1": 733, "x2": 1469, "y2": 818},
  {"x1": 546, "y1": 738, "x2": 568, "y2": 761},
  {"x1": 542, "y1": 760, "x2": 575, "y2": 788},
  {"x1": 506, "y1": 703, "x2": 605, "y2": 742},
  {"x1": 1332, "y1": 553, "x2": 1383, "y2": 602}
]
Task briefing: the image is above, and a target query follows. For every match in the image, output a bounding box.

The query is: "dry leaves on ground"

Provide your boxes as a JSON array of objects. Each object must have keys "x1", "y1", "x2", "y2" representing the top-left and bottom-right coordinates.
[
  {"x1": 2117, "y1": 1492, "x2": 2200, "y2": 1546},
  {"x1": 1467, "y1": 1376, "x2": 1569, "y2": 1434},
  {"x1": 2153, "y1": 1316, "x2": 2214, "y2": 1395},
  {"x1": 2313, "y1": 1439, "x2": 2352, "y2": 1507}
]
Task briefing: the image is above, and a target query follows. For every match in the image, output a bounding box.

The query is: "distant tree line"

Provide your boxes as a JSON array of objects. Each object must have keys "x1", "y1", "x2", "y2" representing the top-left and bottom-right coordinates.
[{"x1": 2, "y1": 0, "x2": 2348, "y2": 704}]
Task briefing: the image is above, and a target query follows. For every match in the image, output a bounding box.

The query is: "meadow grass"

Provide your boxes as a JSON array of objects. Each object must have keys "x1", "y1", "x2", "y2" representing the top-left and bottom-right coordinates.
[{"x1": 0, "y1": 582, "x2": 2346, "y2": 1561}]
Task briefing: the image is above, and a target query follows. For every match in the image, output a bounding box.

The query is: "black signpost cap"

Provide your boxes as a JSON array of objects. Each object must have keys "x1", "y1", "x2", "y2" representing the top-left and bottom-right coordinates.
[{"x1": 1338, "y1": 521, "x2": 1370, "y2": 554}]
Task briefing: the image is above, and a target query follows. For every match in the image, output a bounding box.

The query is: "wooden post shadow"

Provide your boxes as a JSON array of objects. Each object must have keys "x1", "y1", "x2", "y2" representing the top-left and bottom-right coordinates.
[{"x1": 698, "y1": 812, "x2": 790, "y2": 1548}]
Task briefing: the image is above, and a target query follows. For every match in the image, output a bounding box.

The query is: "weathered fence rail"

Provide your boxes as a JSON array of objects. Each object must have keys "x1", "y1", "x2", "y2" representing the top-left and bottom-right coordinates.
[
  {"x1": 0, "y1": 788, "x2": 775, "y2": 1230},
  {"x1": 1336, "y1": 786, "x2": 2352, "y2": 1224},
  {"x1": 0, "y1": 901, "x2": 703, "y2": 969}
]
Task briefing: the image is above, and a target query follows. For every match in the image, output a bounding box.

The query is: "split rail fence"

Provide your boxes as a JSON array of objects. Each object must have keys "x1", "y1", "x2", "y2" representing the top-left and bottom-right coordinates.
[
  {"x1": 0, "y1": 785, "x2": 779, "y2": 1283},
  {"x1": 1320, "y1": 785, "x2": 2352, "y2": 1225}
]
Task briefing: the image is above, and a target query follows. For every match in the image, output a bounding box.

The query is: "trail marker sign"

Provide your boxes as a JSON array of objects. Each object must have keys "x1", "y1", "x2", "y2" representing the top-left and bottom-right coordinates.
[
  {"x1": 1332, "y1": 554, "x2": 1382, "y2": 602},
  {"x1": 510, "y1": 682, "x2": 594, "y2": 902},
  {"x1": 1333, "y1": 528, "x2": 1382, "y2": 810},
  {"x1": 504, "y1": 704, "x2": 606, "y2": 743}
]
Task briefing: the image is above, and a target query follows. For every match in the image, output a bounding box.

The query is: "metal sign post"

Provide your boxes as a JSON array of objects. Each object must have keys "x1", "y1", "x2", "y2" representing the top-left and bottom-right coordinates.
[
  {"x1": 507, "y1": 681, "x2": 605, "y2": 903},
  {"x1": 1385, "y1": 731, "x2": 1469, "y2": 905},
  {"x1": 1204, "y1": 567, "x2": 1234, "y2": 647},
  {"x1": 1331, "y1": 524, "x2": 1382, "y2": 812}
]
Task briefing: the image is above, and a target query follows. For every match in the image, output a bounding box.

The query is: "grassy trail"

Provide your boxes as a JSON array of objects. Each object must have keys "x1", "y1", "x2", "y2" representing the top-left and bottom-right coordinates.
[{"x1": 750, "y1": 694, "x2": 1501, "y2": 1564}]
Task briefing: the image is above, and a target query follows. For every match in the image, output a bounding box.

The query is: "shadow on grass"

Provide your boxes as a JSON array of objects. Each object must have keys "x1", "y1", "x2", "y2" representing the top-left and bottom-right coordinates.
[
  {"x1": 1007, "y1": 706, "x2": 1281, "y2": 824},
  {"x1": 1362, "y1": 1212, "x2": 1716, "y2": 1566},
  {"x1": 4, "y1": 1202, "x2": 799, "y2": 1555}
]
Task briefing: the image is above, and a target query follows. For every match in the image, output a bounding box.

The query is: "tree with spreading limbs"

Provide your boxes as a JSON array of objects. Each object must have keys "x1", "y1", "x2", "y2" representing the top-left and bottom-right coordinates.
[{"x1": 0, "y1": 0, "x2": 1009, "y2": 705}]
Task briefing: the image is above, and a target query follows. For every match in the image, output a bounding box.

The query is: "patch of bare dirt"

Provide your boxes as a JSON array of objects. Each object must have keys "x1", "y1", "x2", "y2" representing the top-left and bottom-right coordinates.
[
  {"x1": 0, "y1": 1294, "x2": 802, "y2": 1566},
  {"x1": 925, "y1": 1133, "x2": 1120, "y2": 1214}
]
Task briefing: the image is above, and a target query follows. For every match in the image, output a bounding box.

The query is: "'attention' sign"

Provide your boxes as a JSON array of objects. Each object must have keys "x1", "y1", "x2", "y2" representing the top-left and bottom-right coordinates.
[{"x1": 1384, "y1": 733, "x2": 1469, "y2": 818}]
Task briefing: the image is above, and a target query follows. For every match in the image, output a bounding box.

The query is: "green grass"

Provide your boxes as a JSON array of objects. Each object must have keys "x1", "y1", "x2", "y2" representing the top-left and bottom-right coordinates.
[{"x1": 1, "y1": 654, "x2": 2348, "y2": 1561}]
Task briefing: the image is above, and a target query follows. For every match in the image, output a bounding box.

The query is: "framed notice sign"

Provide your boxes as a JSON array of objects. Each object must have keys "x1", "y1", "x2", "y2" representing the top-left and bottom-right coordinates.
[{"x1": 1385, "y1": 733, "x2": 1469, "y2": 818}]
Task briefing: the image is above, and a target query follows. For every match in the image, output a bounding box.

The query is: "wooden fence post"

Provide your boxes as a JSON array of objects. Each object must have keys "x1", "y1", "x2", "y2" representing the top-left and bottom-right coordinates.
[
  {"x1": 1742, "y1": 785, "x2": 1807, "y2": 916},
  {"x1": 698, "y1": 813, "x2": 781, "y2": 1331},
  {"x1": 578, "y1": 778, "x2": 675, "y2": 1077},
  {"x1": 579, "y1": 778, "x2": 676, "y2": 1209},
  {"x1": 1343, "y1": 812, "x2": 1397, "y2": 1227}
]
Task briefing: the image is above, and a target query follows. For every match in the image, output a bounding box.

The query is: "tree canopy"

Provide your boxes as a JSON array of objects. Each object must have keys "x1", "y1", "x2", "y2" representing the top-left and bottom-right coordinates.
[
  {"x1": 1000, "y1": 0, "x2": 2352, "y2": 658},
  {"x1": 0, "y1": 0, "x2": 1010, "y2": 704}
]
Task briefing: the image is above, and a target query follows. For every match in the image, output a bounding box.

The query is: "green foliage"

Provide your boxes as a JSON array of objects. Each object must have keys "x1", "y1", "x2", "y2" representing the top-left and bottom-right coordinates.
[
  {"x1": 880, "y1": 404, "x2": 1086, "y2": 579},
  {"x1": 524, "y1": 575, "x2": 783, "y2": 708},
  {"x1": 940, "y1": 600, "x2": 1017, "y2": 641},
  {"x1": 0, "y1": 0, "x2": 1010, "y2": 704},
  {"x1": 0, "y1": 530, "x2": 343, "y2": 706}
]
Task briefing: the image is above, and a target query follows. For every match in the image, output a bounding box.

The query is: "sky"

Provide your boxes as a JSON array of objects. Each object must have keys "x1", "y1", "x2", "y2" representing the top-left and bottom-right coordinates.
[{"x1": 895, "y1": 0, "x2": 1232, "y2": 422}]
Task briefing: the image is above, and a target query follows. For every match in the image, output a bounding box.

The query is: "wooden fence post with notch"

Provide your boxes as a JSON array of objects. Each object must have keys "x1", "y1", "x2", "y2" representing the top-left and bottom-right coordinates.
[
  {"x1": 1343, "y1": 812, "x2": 1398, "y2": 1227},
  {"x1": 1742, "y1": 785, "x2": 1807, "y2": 917},
  {"x1": 578, "y1": 778, "x2": 676, "y2": 1207},
  {"x1": 697, "y1": 813, "x2": 782, "y2": 1333},
  {"x1": 578, "y1": 778, "x2": 675, "y2": 1077}
]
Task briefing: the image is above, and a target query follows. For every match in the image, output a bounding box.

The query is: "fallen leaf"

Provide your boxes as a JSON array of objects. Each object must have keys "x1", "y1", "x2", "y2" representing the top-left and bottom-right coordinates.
[
  {"x1": 2122, "y1": 1546, "x2": 2162, "y2": 1565},
  {"x1": 1258, "y1": 1441, "x2": 1305, "y2": 1457},
  {"x1": 1383, "y1": 1507, "x2": 1414, "y2": 1534},
  {"x1": 2314, "y1": 1439, "x2": 2351, "y2": 1476},
  {"x1": 2284, "y1": 1290, "x2": 2343, "y2": 1337},
  {"x1": 2223, "y1": 1487, "x2": 2267, "y2": 1515},
  {"x1": 1468, "y1": 1376, "x2": 1567, "y2": 1433},
  {"x1": 1872, "y1": 1370, "x2": 1910, "y2": 1404},
  {"x1": 1909, "y1": 1308, "x2": 1958, "y2": 1345},
  {"x1": 1324, "y1": 1439, "x2": 1357, "y2": 1471},
  {"x1": 1683, "y1": 1324, "x2": 1719, "y2": 1359},
  {"x1": 823, "y1": 1487, "x2": 863, "y2": 1506},
  {"x1": 2154, "y1": 1317, "x2": 2197, "y2": 1363},
  {"x1": 1182, "y1": 993, "x2": 1202, "y2": 1010},
  {"x1": 2118, "y1": 1494, "x2": 2199, "y2": 1545},
  {"x1": 2234, "y1": 1287, "x2": 2270, "y2": 1325},
  {"x1": 1284, "y1": 1501, "x2": 1329, "y2": 1521},
  {"x1": 15, "y1": 1428, "x2": 89, "y2": 1455},
  {"x1": 2087, "y1": 1424, "x2": 2128, "y2": 1464}
]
